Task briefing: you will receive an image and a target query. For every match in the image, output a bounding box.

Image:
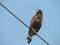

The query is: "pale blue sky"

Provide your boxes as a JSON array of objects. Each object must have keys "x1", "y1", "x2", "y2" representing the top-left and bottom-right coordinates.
[{"x1": 0, "y1": 0, "x2": 60, "y2": 45}]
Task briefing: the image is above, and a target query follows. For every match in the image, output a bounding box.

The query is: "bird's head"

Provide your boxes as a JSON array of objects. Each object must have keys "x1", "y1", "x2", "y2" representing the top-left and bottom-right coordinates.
[{"x1": 36, "y1": 9, "x2": 42, "y2": 14}]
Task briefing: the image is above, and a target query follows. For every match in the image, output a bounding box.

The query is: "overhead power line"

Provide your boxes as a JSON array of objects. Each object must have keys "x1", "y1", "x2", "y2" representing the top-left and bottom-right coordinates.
[{"x1": 0, "y1": 3, "x2": 49, "y2": 45}]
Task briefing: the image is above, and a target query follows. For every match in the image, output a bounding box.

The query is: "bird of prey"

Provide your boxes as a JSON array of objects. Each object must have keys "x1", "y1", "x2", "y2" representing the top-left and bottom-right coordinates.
[{"x1": 27, "y1": 9, "x2": 43, "y2": 43}]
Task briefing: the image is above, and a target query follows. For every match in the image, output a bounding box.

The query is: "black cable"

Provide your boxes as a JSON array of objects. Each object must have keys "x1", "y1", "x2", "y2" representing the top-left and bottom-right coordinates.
[
  {"x1": 36, "y1": 34, "x2": 49, "y2": 45},
  {"x1": 0, "y1": 3, "x2": 29, "y2": 29},
  {"x1": 0, "y1": 3, "x2": 49, "y2": 45}
]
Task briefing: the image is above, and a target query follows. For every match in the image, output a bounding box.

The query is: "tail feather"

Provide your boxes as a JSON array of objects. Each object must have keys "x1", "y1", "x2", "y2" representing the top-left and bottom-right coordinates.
[{"x1": 27, "y1": 35, "x2": 32, "y2": 44}]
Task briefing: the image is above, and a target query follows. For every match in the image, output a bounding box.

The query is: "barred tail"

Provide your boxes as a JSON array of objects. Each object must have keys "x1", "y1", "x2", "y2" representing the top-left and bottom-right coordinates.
[{"x1": 27, "y1": 35, "x2": 32, "y2": 44}]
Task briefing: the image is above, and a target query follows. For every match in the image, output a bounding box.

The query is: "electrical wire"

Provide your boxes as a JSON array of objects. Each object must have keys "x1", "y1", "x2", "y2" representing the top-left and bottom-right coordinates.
[{"x1": 0, "y1": 3, "x2": 49, "y2": 45}]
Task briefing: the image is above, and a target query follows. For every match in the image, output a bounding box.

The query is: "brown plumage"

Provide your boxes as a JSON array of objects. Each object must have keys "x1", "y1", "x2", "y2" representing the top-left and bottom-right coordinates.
[{"x1": 27, "y1": 9, "x2": 43, "y2": 44}]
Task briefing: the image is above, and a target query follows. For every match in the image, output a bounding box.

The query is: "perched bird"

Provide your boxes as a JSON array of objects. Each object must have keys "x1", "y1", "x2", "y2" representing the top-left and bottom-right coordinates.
[{"x1": 27, "y1": 9, "x2": 43, "y2": 43}]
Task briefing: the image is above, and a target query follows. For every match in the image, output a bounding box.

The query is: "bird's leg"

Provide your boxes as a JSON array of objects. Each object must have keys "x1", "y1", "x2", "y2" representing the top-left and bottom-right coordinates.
[{"x1": 32, "y1": 28, "x2": 37, "y2": 34}]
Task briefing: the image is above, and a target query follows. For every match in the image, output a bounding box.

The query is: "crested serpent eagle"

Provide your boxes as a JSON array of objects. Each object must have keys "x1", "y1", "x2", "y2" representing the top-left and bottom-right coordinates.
[{"x1": 27, "y1": 9, "x2": 43, "y2": 43}]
